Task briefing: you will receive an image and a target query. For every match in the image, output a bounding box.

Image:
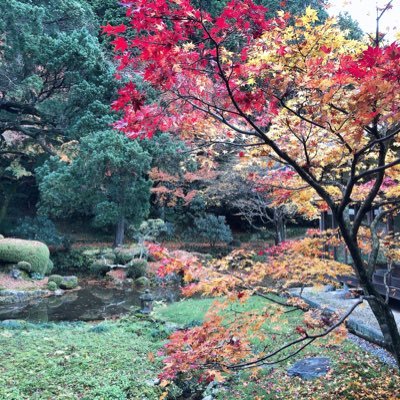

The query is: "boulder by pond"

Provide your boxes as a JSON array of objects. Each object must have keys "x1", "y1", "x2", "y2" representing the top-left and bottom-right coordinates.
[{"x1": 287, "y1": 357, "x2": 331, "y2": 380}]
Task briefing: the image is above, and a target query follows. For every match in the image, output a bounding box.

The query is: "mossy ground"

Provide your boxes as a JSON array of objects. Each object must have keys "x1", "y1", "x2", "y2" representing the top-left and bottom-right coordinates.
[
  {"x1": 0, "y1": 297, "x2": 399, "y2": 399},
  {"x1": 0, "y1": 319, "x2": 166, "y2": 400},
  {"x1": 156, "y1": 297, "x2": 400, "y2": 400}
]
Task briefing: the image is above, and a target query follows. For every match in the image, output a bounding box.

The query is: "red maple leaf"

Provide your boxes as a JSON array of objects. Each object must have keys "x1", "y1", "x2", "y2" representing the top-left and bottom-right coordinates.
[
  {"x1": 102, "y1": 23, "x2": 127, "y2": 36},
  {"x1": 111, "y1": 37, "x2": 128, "y2": 52}
]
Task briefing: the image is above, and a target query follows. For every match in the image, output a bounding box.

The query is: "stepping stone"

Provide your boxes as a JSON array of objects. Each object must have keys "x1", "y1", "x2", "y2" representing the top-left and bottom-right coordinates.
[{"x1": 287, "y1": 357, "x2": 331, "y2": 380}]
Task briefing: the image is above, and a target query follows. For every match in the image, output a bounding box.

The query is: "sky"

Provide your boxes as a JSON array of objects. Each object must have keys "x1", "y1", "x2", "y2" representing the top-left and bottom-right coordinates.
[{"x1": 328, "y1": 0, "x2": 399, "y2": 40}]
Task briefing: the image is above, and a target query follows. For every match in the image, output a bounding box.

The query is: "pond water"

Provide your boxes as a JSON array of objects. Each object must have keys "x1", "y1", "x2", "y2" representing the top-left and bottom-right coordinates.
[{"x1": 0, "y1": 285, "x2": 180, "y2": 323}]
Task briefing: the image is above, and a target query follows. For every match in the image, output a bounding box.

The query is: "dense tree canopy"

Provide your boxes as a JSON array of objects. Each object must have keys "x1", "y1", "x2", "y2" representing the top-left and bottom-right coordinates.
[
  {"x1": 0, "y1": 0, "x2": 121, "y2": 228},
  {"x1": 36, "y1": 130, "x2": 152, "y2": 245}
]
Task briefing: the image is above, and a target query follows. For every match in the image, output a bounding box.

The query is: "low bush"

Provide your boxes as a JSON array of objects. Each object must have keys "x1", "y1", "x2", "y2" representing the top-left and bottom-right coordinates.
[
  {"x1": 51, "y1": 248, "x2": 93, "y2": 273},
  {"x1": 114, "y1": 245, "x2": 148, "y2": 264},
  {"x1": 11, "y1": 216, "x2": 67, "y2": 247},
  {"x1": 47, "y1": 281, "x2": 58, "y2": 291},
  {"x1": 48, "y1": 275, "x2": 63, "y2": 286},
  {"x1": 59, "y1": 276, "x2": 78, "y2": 290},
  {"x1": 89, "y1": 261, "x2": 111, "y2": 277},
  {"x1": 126, "y1": 259, "x2": 148, "y2": 279},
  {"x1": 17, "y1": 261, "x2": 32, "y2": 273},
  {"x1": 0, "y1": 238, "x2": 50, "y2": 275},
  {"x1": 192, "y1": 214, "x2": 233, "y2": 247}
]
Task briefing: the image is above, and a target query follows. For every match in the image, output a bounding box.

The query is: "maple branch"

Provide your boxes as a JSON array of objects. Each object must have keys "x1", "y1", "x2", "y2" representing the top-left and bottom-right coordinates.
[
  {"x1": 228, "y1": 296, "x2": 370, "y2": 370},
  {"x1": 354, "y1": 158, "x2": 400, "y2": 182},
  {"x1": 355, "y1": 125, "x2": 400, "y2": 157},
  {"x1": 376, "y1": 0, "x2": 394, "y2": 46}
]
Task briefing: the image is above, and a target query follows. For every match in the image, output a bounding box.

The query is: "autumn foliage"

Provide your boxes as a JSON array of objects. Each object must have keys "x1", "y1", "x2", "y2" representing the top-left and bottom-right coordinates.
[{"x1": 108, "y1": 0, "x2": 400, "y2": 382}]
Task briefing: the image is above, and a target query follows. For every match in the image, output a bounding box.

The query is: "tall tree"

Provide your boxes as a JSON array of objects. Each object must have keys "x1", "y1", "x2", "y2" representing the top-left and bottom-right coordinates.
[
  {"x1": 36, "y1": 130, "x2": 152, "y2": 246},
  {"x1": 108, "y1": 0, "x2": 400, "y2": 369},
  {"x1": 0, "y1": 0, "x2": 117, "y2": 226}
]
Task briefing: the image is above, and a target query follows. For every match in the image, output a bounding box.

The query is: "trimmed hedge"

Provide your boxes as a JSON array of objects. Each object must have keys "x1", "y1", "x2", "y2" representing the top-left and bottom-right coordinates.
[
  {"x1": 48, "y1": 275, "x2": 63, "y2": 286},
  {"x1": 0, "y1": 238, "x2": 50, "y2": 275}
]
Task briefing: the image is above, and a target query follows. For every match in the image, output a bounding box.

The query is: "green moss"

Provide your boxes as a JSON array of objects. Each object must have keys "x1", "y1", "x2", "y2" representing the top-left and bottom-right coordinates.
[
  {"x1": 0, "y1": 319, "x2": 164, "y2": 399},
  {"x1": 0, "y1": 298, "x2": 397, "y2": 399},
  {"x1": 0, "y1": 239, "x2": 50, "y2": 275},
  {"x1": 155, "y1": 298, "x2": 214, "y2": 325}
]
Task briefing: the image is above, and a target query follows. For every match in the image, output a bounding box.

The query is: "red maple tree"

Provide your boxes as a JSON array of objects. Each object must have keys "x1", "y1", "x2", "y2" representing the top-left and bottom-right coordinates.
[{"x1": 105, "y1": 0, "x2": 400, "y2": 371}]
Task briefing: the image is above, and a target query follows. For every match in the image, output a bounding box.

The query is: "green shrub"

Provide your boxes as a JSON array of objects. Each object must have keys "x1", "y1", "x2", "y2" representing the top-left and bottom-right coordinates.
[
  {"x1": 192, "y1": 214, "x2": 233, "y2": 247},
  {"x1": 48, "y1": 275, "x2": 63, "y2": 286},
  {"x1": 126, "y1": 259, "x2": 148, "y2": 279},
  {"x1": 114, "y1": 245, "x2": 148, "y2": 264},
  {"x1": 17, "y1": 261, "x2": 32, "y2": 273},
  {"x1": 11, "y1": 216, "x2": 67, "y2": 247},
  {"x1": 46, "y1": 259, "x2": 54, "y2": 274},
  {"x1": 0, "y1": 238, "x2": 50, "y2": 275},
  {"x1": 59, "y1": 276, "x2": 78, "y2": 290},
  {"x1": 51, "y1": 248, "x2": 93, "y2": 273},
  {"x1": 47, "y1": 281, "x2": 58, "y2": 291},
  {"x1": 134, "y1": 276, "x2": 150, "y2": 287},
  {"x1": 89, "y1": 261, "x2": 111, "y2": 277}
]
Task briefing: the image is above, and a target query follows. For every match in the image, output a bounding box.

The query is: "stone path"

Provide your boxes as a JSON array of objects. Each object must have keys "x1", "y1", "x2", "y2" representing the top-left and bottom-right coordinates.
[
  {"x1": 290, "y1": 287, "x2": 400, "y2": 332},
  {"x1": 290, "y1": 287, "x2": 400, "y2": 366}
]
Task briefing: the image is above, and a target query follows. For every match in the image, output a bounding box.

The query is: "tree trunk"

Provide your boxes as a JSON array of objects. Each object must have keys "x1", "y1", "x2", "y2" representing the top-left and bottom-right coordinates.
[
  {"x1": 114, "y1": 217, "x2": 125, "y2": 247},
  {"x1": 273, "y1": 210, "x2": 285, "y2": 245},
  {"x1": 336, "y1": 215, "x2": 400, "y2": 366}
]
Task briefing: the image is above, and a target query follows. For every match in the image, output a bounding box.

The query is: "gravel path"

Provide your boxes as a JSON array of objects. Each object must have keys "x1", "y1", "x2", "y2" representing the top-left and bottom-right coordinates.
[{"x1": 348, "y1": 333, "x2": 397, "y2": 368}]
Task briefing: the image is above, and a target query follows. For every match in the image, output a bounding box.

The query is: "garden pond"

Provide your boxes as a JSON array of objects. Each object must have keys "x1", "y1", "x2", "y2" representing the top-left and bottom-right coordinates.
[{"x1": 0, "y1": 284, "x2": 180, "y2": 322}]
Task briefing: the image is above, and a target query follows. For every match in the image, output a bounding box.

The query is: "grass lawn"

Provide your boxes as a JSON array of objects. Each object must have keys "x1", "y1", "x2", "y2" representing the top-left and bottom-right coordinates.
[{"x1": 0, "y1": 297, "x2": 399, "y2": 399}]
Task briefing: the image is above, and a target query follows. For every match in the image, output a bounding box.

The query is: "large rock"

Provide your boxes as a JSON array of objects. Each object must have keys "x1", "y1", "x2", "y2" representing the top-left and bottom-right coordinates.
[
  {"x1": 0, "y1": 238, "x2": 50, "y2": 275},
  {"x1": 287, "y1": 357, "x2": 331, "y2": 380},
  {"x1": 10, "y1": 268, "x2": 22, "y2": 280}
]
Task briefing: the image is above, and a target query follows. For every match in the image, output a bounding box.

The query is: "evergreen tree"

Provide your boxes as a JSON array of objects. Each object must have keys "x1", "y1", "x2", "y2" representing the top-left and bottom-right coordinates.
[{"x1": 36, "y1": 130, "x2": 152, "y2": 246}]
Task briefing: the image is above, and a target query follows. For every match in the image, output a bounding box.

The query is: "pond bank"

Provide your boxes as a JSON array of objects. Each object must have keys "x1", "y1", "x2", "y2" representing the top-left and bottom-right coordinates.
[{"x1": 0, "y1": 283, "x2": 180, "y2": 322}]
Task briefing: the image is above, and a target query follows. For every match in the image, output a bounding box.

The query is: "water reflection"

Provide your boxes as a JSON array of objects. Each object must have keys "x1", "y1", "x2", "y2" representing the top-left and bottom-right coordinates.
[{"x1": 0, "y1": 285, "x2": 180, "y2": 322}]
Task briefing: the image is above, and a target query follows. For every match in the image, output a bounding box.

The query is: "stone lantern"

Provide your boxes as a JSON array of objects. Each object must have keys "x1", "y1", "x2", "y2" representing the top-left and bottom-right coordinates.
[{"x1": 139, "y1": 289, "x2": 154, "y2": 314}]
